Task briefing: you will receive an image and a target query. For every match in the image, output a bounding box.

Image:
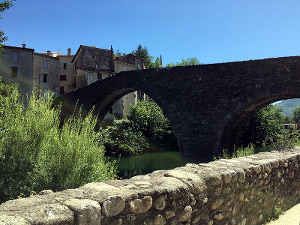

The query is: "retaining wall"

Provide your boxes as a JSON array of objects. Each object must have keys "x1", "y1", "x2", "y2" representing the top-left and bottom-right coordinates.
[{"x1": 0, "y1": 148, "x2": 300, "y2": 225}]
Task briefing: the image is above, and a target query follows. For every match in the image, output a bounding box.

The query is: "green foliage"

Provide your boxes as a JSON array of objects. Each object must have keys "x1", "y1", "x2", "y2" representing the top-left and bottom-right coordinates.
[
  {"x1": 272, "y1": 204, "x2": 282, "y2": 220},
  {"x1": 0, "y1": 0, "x2": 15, "y2": 47},
  {"x1": 128, "y1": 101, "x2": 174, "y2": 142},
  {"x1": 239, "y1": 105, "x2": 286, "y2": 147},
  {"x1": 275, "y1": 98, "x2": 300, "y2": 117},
  {"x1": 100, "y1": 101, "x2": 178, "y2": 157},
  {"x1": 0, "y1": 83, "x2": 117, "y2": 203},
  {"x1": 165, "y1": 57, "x2": 201, "y2": 67},
  {"x1": 291, "y1": 107, "x2": 300, "y2": 123},
  {"x1": 215, "y1": 144, "x2": 255, "y2": 160},
  {"x1": 98, "y1": 119, "x2": 150, "y2": 156},
  {"x1": 132, "y1": 44, "x2": 154, "y2": 68}
]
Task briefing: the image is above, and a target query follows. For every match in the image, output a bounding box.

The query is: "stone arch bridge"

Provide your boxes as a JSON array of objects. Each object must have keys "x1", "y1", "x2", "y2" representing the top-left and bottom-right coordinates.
[{"x1": 62, "y1": 56, "x2": 300, "y2": 163}]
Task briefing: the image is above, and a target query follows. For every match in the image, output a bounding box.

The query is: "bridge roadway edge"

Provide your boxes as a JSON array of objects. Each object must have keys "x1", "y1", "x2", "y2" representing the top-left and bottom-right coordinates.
[{"x1": 0, "y1": 148, "x2": 300, "y2": 224}]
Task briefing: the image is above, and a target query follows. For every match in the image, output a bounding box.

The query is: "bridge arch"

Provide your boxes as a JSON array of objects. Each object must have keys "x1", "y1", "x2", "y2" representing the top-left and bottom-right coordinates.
[
  {"x1": 220, "y1": 94, "x2": 300, "y2": 153},
  {"x1": 63, "y1": 56, "x2": 300, "y2": 163}
]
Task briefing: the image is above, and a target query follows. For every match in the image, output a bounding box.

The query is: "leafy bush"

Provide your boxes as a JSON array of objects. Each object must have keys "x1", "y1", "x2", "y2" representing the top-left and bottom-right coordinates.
[
  {"x1": 100, "y1": 101, "x2": 179, "y2": 157},
  {"x1": 0, "y1": 84, "x2": 117, "y2": 203},
  {"x1": 98, "y1": 119, "x2": 150, "y2": 156},
  {"x1": 128, "y1": 100, "x2": 177, "y2": 146},
  {"x1": 239, "y1": 105, "x2": 299, "y2": 148}
]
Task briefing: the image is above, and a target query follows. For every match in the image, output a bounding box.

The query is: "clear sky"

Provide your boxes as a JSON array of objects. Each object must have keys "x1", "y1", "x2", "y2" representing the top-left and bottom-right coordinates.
[{"x1": 1, "y1": 0, "x2": 300, "y2": 65}]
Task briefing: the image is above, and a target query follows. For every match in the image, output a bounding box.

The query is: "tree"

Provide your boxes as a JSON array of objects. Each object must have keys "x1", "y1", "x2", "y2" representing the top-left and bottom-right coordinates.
[
  {"x1": 292, "y1": 107, "x2": 300, "y2": 123},
  {"x1": 165, "y1": 57, "x2": 201, "y2": 67},
  {"x1": 132, "y1": 44, "x2": 154, "y2": 68},
  {"x1": 0, "y1": 1, "x2": 15, "y2": 49},
  {"x1": 239, "y1": 105, "x2": 285, "y2": 146}
]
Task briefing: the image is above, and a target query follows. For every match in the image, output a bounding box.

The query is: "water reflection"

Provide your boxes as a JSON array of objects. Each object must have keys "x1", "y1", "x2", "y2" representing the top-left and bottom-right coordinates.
[{"x1": 115, "y1": 151, "x2": 183, "y2": 179}]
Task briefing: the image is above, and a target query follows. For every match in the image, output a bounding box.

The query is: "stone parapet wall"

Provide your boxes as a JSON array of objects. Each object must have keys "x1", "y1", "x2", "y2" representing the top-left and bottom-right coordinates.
[{"x1": 0, "y1": 148, "x2": 300, "y2": 225}]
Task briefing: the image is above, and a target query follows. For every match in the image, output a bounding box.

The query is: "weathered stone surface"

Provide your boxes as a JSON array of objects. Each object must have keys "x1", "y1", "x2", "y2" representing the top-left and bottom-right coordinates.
[
  {"x1": 164, "y1": 169, "x2": 206, "y2": 194},
  {"x1": 102, "y1": 195, "x2": 125, "y2": 217},
  {"x1": 22, "y1": 204, "x2": 74, "y2": 224},
  {"x1": 129, "y1": 196, "x2": 152, "y2": 214},
  {"x1": 0, "y1": 216, "x2": 30, "y2": 225},
  {"x1": 153, "y1": 195, "x2": 166, "y2": 210},
  {"x1": 165, "y1": 210, "x2": 176, "y2": 219},
  {"x1": 177, "y1": 205, "x2": 192, "y2": 222},
  {"x1": 211, "y1": 198, "x2": 224, "y2": 210},
  {"x1": 64, "y1": 198, "x2": 101, "y2": 225}
]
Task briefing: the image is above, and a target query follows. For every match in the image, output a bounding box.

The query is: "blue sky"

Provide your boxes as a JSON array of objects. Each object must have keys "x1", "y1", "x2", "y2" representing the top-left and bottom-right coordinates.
[{"x1": 2, "y1": 0, "x2": 300, "y2": 65}]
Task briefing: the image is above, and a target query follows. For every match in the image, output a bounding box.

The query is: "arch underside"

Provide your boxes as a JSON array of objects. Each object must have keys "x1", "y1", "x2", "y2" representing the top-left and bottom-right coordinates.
[{"x1": 219, "y1": 94, "x2": 300, "y2": 154}]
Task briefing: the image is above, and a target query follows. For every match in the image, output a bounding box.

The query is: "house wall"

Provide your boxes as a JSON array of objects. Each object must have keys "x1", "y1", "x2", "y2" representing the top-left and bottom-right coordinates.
[
  {"x1": 0, "y1": 46, "x2": 34, "y2": 96},
  {"x1": 114, "y1": 61, "x2": 138, "y2": 118},
  {"x1": 57, "y1": 55, "x2": 75, "y2": 94},
  {"x1": 33, "y1": 53, "x2": 59, "y2": 95}
]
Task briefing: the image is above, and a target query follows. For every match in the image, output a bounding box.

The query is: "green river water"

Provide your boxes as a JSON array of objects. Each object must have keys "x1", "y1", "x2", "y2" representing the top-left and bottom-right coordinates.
[{"x1": 115, "y1": 151, "x2": 184, "y2": 179}]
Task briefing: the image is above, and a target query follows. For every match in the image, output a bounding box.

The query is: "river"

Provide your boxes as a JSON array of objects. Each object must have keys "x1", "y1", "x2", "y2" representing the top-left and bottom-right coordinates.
[{"x1": 113, "y1": 151, "x2": 183, "y2": 179}]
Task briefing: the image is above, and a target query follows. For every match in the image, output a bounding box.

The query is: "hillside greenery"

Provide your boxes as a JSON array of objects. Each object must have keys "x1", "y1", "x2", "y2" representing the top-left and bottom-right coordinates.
[
  {"x1": 0, "y1": 81, "x2": 117, "y2": 203},
  {"x1": 275, "y1": 98, "x2": 300, "y2": 117}
]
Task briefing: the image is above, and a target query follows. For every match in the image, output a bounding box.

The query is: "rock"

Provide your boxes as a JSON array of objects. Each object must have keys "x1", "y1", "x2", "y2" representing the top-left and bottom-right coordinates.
[
  {"x1": 0, "y1": 216, "x2": 30, "y2": 225},
  {"x1": 154, "y1": 196, "x2": 166, "y2": 210},
  {"x1": 39, "y1": 190, "x2": 53, "y2": 195},
  {"x1": 165, "y1": 211, "x2": 176, "y2": 219},
  {"x1": 102, "y1": 195, "x2": 125, "y2": 217},
  {"x1": 129, "y1": 196, "x2": 152, "y2": 214},
  {"x1": 214, "y1": 212, "x2": 224, "y2": 220},
  {"x1": 64, "y1": 199, "x2": 101, "y2": 225},
  {"x1": 154, "y1": 215, "x2": 166, "y2": 225},
  {"x1": 177, "y1": 205, "x2": 192, "y2": 222},
  {"x1": 211, "y1": 198, "x2": 224, "y2": 210},
  {"x1": 22, "y1": 203, "x2": 74, "y2": 224}
]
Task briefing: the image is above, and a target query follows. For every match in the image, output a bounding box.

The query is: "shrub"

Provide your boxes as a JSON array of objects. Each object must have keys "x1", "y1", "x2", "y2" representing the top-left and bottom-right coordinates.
[{"x1": 0, "y1": 85, "x2": 117, "y2": 203}]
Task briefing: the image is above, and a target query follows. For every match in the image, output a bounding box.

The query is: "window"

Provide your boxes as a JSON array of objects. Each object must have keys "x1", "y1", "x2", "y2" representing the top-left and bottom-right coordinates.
[
  {"x1": 60, "y1": 75, "x2": 67, "y2": 81},
  {"x1": 63, "y1": 63, "x2": 67, "y2": 69},
  {"x1": 74, "y1": 62, "x2": 77, "y2": 71},
  {"x1": 109, "y1": 108, "x2": 113, "y2": 113},
  {"x1": 137, "y1": 63, "x2": 141, "y2": 70},
  {"x1": 11, "y1": 51, "x2": 19, "y2": 62},
  {"x1": 11, "y1": 66, "x2": 18, "y2": 78},
  {"x1": 43, "y1": 73, "x2": 48, "y2": 83},
  {"x1": 124, "y1": 66, "x2": 127, "y2": 71},
  {"x1": 43, "y1": 59, "x2": 49, "y2": 69},
  {"x1": 96, "y1": 64, "x2": 99, "y2": 70},
  {"x1": 98, "y1": 73, "x2": 102, "y2": 80},
  {"x1": 60, "y1": 86, "x2": 65, "y2": 94}
]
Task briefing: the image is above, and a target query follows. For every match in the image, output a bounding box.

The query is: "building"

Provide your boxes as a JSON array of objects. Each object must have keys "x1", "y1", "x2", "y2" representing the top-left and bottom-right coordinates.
[
  {"x1": 0, "y1": 44, "x2": 146, "y2": 122},
  {"x1": 33, "y1": 52, "x2": 59, "y2": 96},
  {"x1": 69, "y1": 45, "x2": 146, "y2": 123},
  {"x1": 0, "y1": 45, "x2": 34, "y2": 97}
]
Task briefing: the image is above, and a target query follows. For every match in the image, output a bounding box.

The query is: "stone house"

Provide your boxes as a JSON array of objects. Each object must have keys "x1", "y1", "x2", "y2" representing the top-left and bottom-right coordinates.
[
  {"x1": 0, "y1": 45, "x2": 34, "y2": 97},
  {"x1": 69, "y1": 45, "x2": 146, "y2": 122},
  {"x1": 33, "y1": 52, "x2": 59, "y2": 95}
]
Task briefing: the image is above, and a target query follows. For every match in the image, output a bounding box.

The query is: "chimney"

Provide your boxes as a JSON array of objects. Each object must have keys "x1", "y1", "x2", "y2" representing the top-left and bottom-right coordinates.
[
  {"x1": 67, "y1": 48, "x2": 71, "y2": 56},
  {"x1": 123, "y1": 53, "x2": 125, "y2": 56},
  {"x1": 46, "y1": 50, "x2": 51, "y2": 56},
  {"x1": 22, "y1": 44, "x2": 26, "y2": 48}
]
